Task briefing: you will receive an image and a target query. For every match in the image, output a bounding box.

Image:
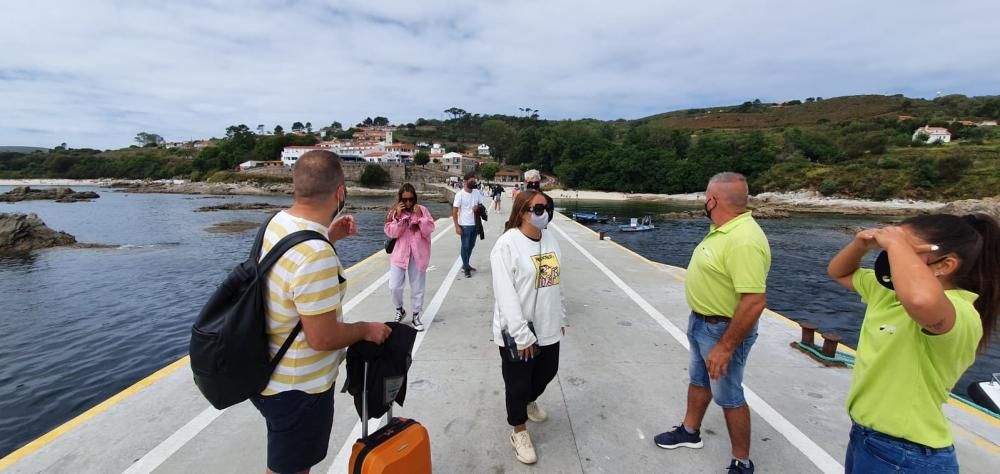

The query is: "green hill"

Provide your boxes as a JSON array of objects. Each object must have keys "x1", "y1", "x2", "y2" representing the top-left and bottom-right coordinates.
[
  {"x1": 0, "y1": 146, "x2": 49, "y2": 153},
  {"x1": 640, "y1": 94, "x2": 994, "y2": 130},
  {"x1": 2, "y1": 93, "x2": 999, "y2": 200}
]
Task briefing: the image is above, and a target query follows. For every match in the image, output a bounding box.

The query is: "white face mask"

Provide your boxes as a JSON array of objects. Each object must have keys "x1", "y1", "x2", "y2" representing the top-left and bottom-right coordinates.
[{"x1": 529, "y1": 212, "x2": 548, "y2": 230}]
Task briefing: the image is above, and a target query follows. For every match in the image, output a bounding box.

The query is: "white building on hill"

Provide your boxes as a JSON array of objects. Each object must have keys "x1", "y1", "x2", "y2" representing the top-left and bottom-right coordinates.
[
  {"x1": 281, "y1": 146, "x2": 329, "y2": 167},
  {"x1": 477, "y1": 144, "x2": 491, "y2": 156},
  {"x1": 912, "y1": 125, "x2": 951, "y2": 143}
]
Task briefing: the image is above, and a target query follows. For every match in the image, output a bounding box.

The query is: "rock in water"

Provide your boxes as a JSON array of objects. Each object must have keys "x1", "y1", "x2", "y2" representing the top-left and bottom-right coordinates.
[
  {"x1": 938, "y1": 196, "x2": 1000, "y2": 221},
  {"x1": 0, "y1": 186, "x2": 100, "y2": 203},
  {"x1": 195, "y1": 202, "x2": 282, "y2": 212},
  {"x1": 0, "y1": 213, "x2": 78, "y2": 253}
]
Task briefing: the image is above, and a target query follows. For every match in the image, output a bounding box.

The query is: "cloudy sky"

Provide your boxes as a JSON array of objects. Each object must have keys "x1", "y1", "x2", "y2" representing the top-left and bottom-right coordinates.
[{"x1": 2, "y1": 0, "x2": 998, "y2": 149}]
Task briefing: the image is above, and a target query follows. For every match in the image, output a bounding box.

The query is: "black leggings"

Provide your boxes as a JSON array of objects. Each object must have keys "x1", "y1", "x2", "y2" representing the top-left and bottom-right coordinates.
[{"x1": 499, "y1": 342, "x2": 560, "y2": 426}]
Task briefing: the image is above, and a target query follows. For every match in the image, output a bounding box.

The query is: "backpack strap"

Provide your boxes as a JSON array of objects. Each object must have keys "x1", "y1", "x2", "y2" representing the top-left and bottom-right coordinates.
[
  {"x1": 249, "y1": 212, "x2": 280, "y2": 261},
  {"x1": 269, "y1": 321, "x2": 302, "y2": 372},
  {"x1": 256, "y1": 229, "x2": 331, "y2": 370},
  {"x1": 257, "y1": 229, "x2": 329, "y2": 272}
]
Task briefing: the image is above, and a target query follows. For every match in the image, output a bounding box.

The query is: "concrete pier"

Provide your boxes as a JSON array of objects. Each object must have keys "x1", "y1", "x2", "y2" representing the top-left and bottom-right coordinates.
[{"x1": 3, "y1": 208, "x2": 998, "y2": 473}]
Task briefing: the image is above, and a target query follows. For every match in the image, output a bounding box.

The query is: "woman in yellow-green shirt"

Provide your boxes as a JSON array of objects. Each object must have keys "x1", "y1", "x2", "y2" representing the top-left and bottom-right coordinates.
[{"x1": 828, "y1": 213, "x2": 999, "y2": 473}]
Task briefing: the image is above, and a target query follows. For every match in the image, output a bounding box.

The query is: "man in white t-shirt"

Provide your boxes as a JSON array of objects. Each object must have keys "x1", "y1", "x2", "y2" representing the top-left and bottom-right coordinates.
[{"x1": 452, "y1": 171, "x2": 483, "y2": 278}]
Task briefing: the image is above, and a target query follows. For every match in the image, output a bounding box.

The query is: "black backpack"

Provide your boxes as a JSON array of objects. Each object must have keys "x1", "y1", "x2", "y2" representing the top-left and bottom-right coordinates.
[{"x1": 190, "y1": 216, "x2": 329, "y2": 409}]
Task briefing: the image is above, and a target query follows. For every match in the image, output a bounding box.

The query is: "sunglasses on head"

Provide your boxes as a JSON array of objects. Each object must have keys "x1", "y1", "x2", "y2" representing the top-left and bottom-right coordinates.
[{"x1": 524, "y1": 204, "x2": 547, "y2": 216}]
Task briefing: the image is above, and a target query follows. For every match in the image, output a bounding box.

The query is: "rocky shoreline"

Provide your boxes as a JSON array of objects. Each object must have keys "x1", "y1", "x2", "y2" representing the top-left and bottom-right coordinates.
[
  {"x1": 4, "y1": 179, "x2": 997, "y2": 219},
  {"x1": 0, "y1": 186, "x2": 100, "y2": 203},
  {"x1": 0, "y1": 213, "x2": 110, "y2": 254}
]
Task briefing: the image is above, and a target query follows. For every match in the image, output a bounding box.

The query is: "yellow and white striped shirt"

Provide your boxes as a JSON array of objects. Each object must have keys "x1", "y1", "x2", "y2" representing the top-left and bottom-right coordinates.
[{"x1": 258, "y1": 211, "x2": 346, "y2": 395}]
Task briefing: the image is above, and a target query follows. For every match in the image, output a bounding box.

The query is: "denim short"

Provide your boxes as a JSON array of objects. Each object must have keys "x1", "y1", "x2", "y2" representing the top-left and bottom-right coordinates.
[
  {"x1": 687, "y1": 312, "x2": 758, "y2": 408},
  {"x1": 250, "y1": 388, "x2": 335, "y2": 474},
  {"x1": 846, "y1": 423, "x2": 958, "y2": 473}
]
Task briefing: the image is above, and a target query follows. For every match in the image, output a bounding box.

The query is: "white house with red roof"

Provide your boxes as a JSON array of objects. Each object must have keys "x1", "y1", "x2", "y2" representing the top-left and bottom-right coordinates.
[{"x1": 912, "y1": 125, "x2": 952, "y2": 143}]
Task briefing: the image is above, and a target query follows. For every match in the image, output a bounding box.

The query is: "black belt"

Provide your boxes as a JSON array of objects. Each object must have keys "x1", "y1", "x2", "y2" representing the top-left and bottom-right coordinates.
[{"x1": 692, "y1": 311, "x2": 730, "y2": 325}]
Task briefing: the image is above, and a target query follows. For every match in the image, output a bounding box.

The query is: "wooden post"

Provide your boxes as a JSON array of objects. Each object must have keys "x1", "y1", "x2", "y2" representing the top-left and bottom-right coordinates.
[
  {"x1": 800, "y1": 322, "x2": 818, "y2": 346},
  {"x1": 821, "y1": 334, "x2": 842, "y2": 358}
]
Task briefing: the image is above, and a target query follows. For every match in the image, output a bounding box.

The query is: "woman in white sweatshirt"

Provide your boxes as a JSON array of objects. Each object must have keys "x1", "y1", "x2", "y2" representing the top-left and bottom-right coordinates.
[{"x1": 490, "y1": 189, "x2": 566, "y2": 465}]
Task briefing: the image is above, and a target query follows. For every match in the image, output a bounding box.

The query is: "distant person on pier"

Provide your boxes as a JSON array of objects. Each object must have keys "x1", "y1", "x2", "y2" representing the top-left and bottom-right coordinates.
[
  {"x1": 452, "y1": 172, "x2": 483, "y2": 278},
  {"x1": 523, "y1": 169, "x2": 554, "y2": 227},
  {"x1": 653, "y1": 172, "x2": 770, "y2": 474},
  {"x1": 828, "y1": 213, "x2": 1000, "y2": 473},
  {"x1": 252, "y1": 150, "x2": 391, "y2": 474},
  {"x1": 491, "y1": 189, "x2": 566, "y2": 465},
  {"x1": 385, "y1": 183, "x2": 435, "y2": 331},
  {"x1": 491, "y1": 183, "x2": 504, "y2": 214}
]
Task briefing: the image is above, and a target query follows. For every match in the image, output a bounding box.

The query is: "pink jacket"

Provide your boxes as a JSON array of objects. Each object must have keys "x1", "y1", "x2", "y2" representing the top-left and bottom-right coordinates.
[{"x1": 384, "y1": 204, "x2": 435, "y2": 272}]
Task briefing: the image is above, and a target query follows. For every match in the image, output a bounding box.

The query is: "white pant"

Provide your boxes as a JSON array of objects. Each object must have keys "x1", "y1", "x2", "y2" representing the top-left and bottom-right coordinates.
[{"x1": 389, "y1": 255, "x2": 426, "y2": 314}]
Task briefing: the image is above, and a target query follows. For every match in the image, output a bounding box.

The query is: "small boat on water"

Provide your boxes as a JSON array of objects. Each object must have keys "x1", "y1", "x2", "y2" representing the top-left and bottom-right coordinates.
[
  {"x1": 572, "y1": 211, "x2": 609, "y2": 224},
  {"x1": 620, "y1": 216, "x2": 655, "y2": 232}
]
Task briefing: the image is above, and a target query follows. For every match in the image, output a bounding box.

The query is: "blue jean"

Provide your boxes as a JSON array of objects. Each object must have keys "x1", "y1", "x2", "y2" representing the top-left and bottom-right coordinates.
[
  {"x1": 460, "y1": 225, "x2": 477, "y2": 271},
  {"x1": 687, "y1": 313, "x2": 758, "y2": 408},
  {"x1": 845, "y1": 423, "x2": 958, "y2": 473}
]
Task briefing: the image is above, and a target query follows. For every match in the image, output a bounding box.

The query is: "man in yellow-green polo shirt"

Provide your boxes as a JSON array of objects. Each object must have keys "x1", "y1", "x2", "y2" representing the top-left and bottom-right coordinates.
[{"x1": 654, "y1": 172, "x2": 771, "y2": 474}]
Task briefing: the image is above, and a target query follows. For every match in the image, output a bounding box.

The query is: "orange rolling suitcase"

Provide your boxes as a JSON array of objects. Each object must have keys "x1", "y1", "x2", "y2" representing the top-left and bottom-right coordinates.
[{"x1": 348, "y1": 363, "x2": 432, "y2": 474}]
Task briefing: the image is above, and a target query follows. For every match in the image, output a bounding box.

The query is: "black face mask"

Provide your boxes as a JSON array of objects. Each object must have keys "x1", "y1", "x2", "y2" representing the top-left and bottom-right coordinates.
[
  {"x1": 873, "y1": 250, "x2": 894, "y2": 290},
  {"x1": 526, "y1": 181, "x2": 540, "y2": 191},
  {"x1": 704, "y1": 198, "x2": 715, "y2": 219},
  {"x1": 467, "y1": 181, "x2": 478, "y2": 190}
]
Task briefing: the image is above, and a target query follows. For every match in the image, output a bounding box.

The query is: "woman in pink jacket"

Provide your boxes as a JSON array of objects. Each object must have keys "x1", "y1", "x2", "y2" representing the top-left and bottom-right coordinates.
[{"x1": 384, "y1": 183, "x2": 435, "y2": 331}]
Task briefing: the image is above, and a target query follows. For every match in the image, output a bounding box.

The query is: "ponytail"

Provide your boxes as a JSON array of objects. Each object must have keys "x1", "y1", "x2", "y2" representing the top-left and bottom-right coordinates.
[
  {"x1": 903, "y1": 213, "x2": 1000, "y2": 351},
  {"x1": 966, "y1": 213, "x2": 1000, "y2": 351}
]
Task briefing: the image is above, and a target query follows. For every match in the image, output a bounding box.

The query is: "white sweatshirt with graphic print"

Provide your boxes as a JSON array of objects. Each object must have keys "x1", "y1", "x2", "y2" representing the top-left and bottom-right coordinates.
[{"x1": 490, "y1": 228, "x2": 566, "y2": 349}]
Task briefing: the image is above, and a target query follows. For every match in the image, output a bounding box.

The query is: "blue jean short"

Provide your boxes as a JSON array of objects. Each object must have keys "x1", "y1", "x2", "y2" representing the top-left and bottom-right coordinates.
[
  {"x1": 687, "y1": 312, "x2": 758, "y2": 408},
  {"x1": 846, "y1": 423, "x2": 958, "y2": 473}
]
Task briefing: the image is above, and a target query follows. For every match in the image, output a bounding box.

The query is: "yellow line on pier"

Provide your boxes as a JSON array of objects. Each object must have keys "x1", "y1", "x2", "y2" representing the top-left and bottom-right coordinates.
[{"x1": 0, "y1": 245, "x2": 391, "y2": 468}]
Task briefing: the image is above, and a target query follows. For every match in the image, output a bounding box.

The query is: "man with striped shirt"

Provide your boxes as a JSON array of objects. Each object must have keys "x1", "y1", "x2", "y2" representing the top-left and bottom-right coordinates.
[{"x1": 251, "y1": 150, "x2": 391, "y2": 474}]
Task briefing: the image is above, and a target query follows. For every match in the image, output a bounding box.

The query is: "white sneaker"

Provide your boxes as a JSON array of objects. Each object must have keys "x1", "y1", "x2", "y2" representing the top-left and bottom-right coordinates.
[
  {"x1": 526, "y1": 402, "x2": 547, "y2": 422},
  {"x1": 510, "y1": 429, "x2": 537, "y2": 464},
  {"x1": 412, "y1": 313, "x2": 424, "y2": 332}
]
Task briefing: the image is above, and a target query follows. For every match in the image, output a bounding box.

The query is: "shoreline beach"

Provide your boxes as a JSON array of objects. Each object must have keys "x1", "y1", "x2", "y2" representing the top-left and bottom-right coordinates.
[
  {"x1": 0, "y1": 179, "x2": 971, "y2": 216},
  {"x1": 546, "y1": 188, "x2": 946, "y2": 215}
]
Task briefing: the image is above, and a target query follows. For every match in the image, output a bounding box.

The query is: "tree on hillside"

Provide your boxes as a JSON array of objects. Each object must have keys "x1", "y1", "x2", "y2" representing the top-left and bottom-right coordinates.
[
  {"x1": 330, "y1": 121, "x2": 343, "y2": 130},
  {"x1": 414, "y1": 150, "x2": 430, "y2": 167},
  {"x1": 134, "y1": 132, "x2": 164, "y2": 147},
  {"x1": 305, "y1": 122, "x2": 312, "y2": 133},
  {"x1": 373, "y1": 116, "x2": 389, "y2": 126},
  {"x1": 444, "y1": 107, "x2": 468, "y2": 120},
  {"x1": 481, "y1": 119, "x2": 516, "y2": 163},
  {"x1": 257, "y1": 124, "x2": 265, "y2": 135},
  {"x1": 274, "y1": 125, "x2": 284, "y2": 136},
  {"x1": 479, "y1": 162, "x2": 498, "y2": 181},
  {"x1": 292, "y1": 122, "x2": 304, "y2": 132},
  {"x1": 362, "y1": 117, "x2": 374, "y2": 126}
]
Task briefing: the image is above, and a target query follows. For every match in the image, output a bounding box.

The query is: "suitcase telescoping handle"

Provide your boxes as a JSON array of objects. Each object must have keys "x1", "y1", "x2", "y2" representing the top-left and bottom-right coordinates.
[{"x1": 361, "y1": 362, "x2": 393, "y2": 438}]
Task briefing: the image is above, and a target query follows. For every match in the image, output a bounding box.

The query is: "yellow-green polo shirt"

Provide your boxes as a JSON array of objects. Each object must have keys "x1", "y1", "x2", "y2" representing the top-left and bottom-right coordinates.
[
  {"x1": 846, "y1": 269, "x2": 982, "y2": 448},
  {"x1": 684, "y1": 211, "x2": 771, "y2": 317}
]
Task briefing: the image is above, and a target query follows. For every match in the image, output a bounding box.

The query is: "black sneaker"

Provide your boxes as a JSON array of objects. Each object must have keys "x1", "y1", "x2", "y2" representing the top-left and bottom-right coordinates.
[
  {"x1": 464, "y1": 269, "x2": 472, "y2": 278},
  {"x1": 412, "y1": 313, "x2": 424, "y2": 332},
  {"x1": 653, "y1": 424, "x2": 703, "y2": 449},
  {"x1": 469, "y1": 266, "x2": 478, "y2": 272},
  {"x1": 727, "y1": 459, "x2": 754, "y2": 474},
  {"x1": 394, "y1": 307, "x2": 406, "y2": 323}
]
